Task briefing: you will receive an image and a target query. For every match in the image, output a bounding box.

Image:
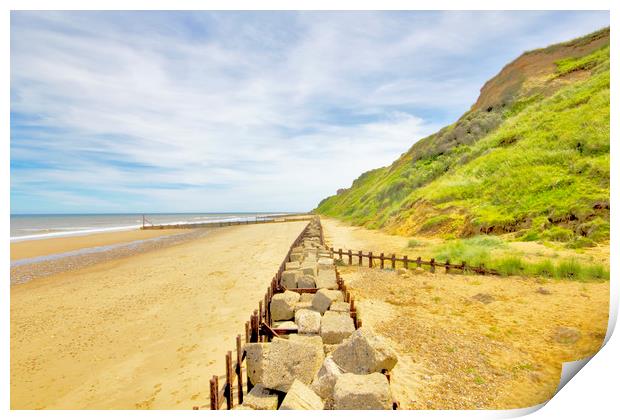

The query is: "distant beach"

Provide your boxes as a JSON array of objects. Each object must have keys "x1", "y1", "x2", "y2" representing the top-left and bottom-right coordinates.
[{"x1": 10, "y1": 212, "x2": 290, "y2": 241}]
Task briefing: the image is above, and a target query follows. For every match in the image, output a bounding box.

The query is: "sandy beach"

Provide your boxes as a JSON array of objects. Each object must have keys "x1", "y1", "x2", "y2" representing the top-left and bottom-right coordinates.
[{"x1": 10, "y1": 221, "x2": 307, "y2": 409}]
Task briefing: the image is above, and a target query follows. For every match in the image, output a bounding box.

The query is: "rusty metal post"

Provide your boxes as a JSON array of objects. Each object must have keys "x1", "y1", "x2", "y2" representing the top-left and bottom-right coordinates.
[
  {"x1": 210, "y1": 375, "x2": 219, "y2": 410},
  {"x1": 226, "y1": 351, "x2": 233, "y2": 409},
  {"x1": 236, "y1": 335, "x2": 244, "y2": 404}
]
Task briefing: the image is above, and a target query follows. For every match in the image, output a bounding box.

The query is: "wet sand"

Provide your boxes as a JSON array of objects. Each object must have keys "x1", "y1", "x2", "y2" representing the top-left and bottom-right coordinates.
[
  {"x1": 11, "y1": 228, "x2": 186, "y2": 261},
  {"x1": 10, "y1": 221, "x2": 307, "y2": 409}
]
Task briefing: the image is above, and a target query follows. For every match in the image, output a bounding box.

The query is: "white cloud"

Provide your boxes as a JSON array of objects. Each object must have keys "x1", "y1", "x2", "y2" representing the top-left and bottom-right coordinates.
[{"x1": 10, "y1": 11, "x2": 609, "y2": 212}]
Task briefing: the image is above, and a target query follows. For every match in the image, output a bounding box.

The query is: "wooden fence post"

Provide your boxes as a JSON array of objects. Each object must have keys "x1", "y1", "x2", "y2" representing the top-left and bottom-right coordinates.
[
  {"x1": 391, "y1": 254, "x2": 396, "y2": 269},
  {"x1": 236, "y1": 335, "x2": 244, "y2": 404},
  {"x1": 338, "y1": 248, "x2": 343, "y2": 260},
  {"x1": 358, "y1": 250, "x2": 362, "y2": 266},
  {"x1": 462, "y1": 261, "x2": 467, "y2": 274},
  {"x1": 430, "y1": 258, "x2": 436, "y2": 273},
  {"x1": 369, "y1": 251, "x2": 373, "y2": 268},
  {"x1": 403, "y1": 255, "x2": 408, "y2": 269},
  {"x1": 380, "y1": 252, "x2": 385, "y2": 269},
  {"x1": 348, "y1": 250, "x2": 352, "y2": 265},
  {"x1": 445, "y1": 259, "x2": 450, "y2": 274},
  {"x1": 416, "y1": 256, "x2": 422, "y2": 268},
  {"x1": 226, "y1": 351, "x2": 233, "y2": 409},
  {"x1": 480, "y1": 263, "x2": 486, "y2": 275},
  {"x1": 245, "y1": 321, "x2": 250, "y2": 344}
]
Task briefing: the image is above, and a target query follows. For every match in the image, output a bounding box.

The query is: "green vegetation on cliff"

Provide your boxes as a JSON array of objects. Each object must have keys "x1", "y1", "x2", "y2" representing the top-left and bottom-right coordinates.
[{"x1": 316, "y1": 28, "x2": 610, "y2": 247}]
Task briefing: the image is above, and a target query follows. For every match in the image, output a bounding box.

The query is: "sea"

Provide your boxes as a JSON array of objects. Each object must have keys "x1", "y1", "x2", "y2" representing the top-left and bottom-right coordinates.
[{"x1": 10, "y1": 212, "x2": 291, "y2": 242}]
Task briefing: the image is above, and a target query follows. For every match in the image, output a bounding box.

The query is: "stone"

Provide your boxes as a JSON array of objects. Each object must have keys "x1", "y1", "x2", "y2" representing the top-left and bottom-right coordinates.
[
  {"x1": 312, "y1": 289, "x2": 343, "y2": 314},
  {"x1": 333, "y1": 373, "x2": 392, "y2": 410},
  {"x1": 318, "y1": 257, "x2": 334, "y2": 271},
  {"x1": 301, "y1": 263, "x2": 318, "y2": 277},
  {"x1": 271, "y1": 290, "x2": 301, "y2": 321},
  {"x1": 331, "y1": 327, "x2": 398, "y2": 374},
  {"x1": 279, "y1": 379, "x2": 324, "y2": 410},
  {"x1": 310, "y1": 355, "x2": 343, "y2": 400},
  {"x1": 414, "y1": 267, "x2": 425, "y2": 274},
  {"x1": 290, "y1": 252, "x2": 303, "y2": 262},
  {"x1": 257, "y1": 337, "x2": 325, "y2": 392},
  {"x1": 396, "y1": 268, "x2": 408, "y2": 276},
  {"x1": 329, "y1": 301, "x2": 351, "y2": 313},
  {"x1": 320, "y1": 311, "x2": 355, "y2": 344},
  {"x1": 537, "y1": 287, "x2": 551, "y2": 295},
  {"x1": 316, "y1": 269, "x2": 338, "y2": 289},
  {"x1": 471, "y1": 293, "x2": 495, "y2": 304},
  {"x1": 286, "y1": 261, "x2": 301, "y2": 270},
  {"x1": 273, "y1": 321, "x2": 299, "y2": 331},
  {"x1": 300, "y1": 293, "x2": 315, "y2": 302},
  {"x1": 295, "y1": 309, "x2": 322, "y2": 335},
  {"x1": 281, "y1": 270, "x2": 301, "y2": 289},
  {"x1": 554, "y1": 326, "x2": 581, "y2": 344},
  {"x1": 245, "y1": 343, "x2": 269, "y2": 386},
  {"x1": 242, "y1": 384, "x2": 279, "y2": 410},
  {"x1": 318, "y1": 251, "x2": 332, "y2": 258},
  {"x1": 294, "y1": 301, "x2": 314, "y2": 314},
  {"x1": 297, "y1": 275, "x2": 316, "y2": 289}
]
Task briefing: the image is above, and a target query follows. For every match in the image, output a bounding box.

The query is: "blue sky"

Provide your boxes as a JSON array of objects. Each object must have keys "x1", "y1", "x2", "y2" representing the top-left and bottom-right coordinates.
[{"x1": 10, "y1": 11, "x2": 609, "y2": 214}]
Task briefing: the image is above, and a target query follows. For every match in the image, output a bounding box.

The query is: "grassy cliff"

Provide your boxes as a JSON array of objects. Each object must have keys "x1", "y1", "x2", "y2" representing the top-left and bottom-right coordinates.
[{"x1": 316, "y1": 28, "x2": 610, "y2": 248}]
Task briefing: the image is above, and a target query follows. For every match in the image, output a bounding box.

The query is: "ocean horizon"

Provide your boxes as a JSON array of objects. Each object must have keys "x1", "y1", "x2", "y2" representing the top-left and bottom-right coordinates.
[{"x1": 10, "y1": 212, "x2": 296, "y2": 241}]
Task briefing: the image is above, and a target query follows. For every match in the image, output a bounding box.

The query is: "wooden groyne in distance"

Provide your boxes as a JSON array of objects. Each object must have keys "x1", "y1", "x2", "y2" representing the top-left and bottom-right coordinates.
[
  {"x1": 141, "y1": 214, "x2": 314, "y2": 230},
  {"x1": 330, "y1": 247, "x2": 500, "y2": 276}
]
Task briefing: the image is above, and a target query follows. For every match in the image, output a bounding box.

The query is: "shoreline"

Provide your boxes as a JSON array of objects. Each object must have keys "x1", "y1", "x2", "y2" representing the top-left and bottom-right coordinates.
[{"x1": 11, "y1": 221, "x2": 309, "y2": 409}]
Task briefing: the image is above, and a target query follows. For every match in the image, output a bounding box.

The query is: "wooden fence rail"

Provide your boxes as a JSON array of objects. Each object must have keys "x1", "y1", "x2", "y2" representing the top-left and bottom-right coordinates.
[{"x1": 329, "y1": 247, "x2": 500, "y2": 276}]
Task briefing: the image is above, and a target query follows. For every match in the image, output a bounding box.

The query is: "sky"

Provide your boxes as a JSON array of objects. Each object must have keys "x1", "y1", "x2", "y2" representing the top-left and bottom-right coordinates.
[{"x1": 10, "y1": 11, "x2": 609, "y2": 214}]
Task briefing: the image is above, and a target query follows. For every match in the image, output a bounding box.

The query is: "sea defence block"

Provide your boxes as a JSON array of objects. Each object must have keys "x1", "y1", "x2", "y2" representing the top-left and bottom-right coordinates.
[
  {"x1": 297, "y1": 275, "x2": 316, "y2": 289},
  {"x1": 281, "y1": 270, "x2": 300, "y2": 289},
  {"x1": 242, "y1": 384, "x2": 279, "y2": 410},
  {"x1": 333, "y1": 373, "x2": 393, "y2": 410},
  {"x1": 315, "y1": 269, "x2": 338, "y2": 289},
  {"x1": 290, "y1": 252, "x2": 304, "y2": 262},
  {"x1": 331, "y1": 328, "x2": 398, "y2": 374},
  {"x1": 285, "y1": 261, "x2": 301, "y2": 270},
  {"x1": 329, "y1": 301, "x2": 350, "y2": 313},
  {"x1": 312, "y1": 289, "x2": 343, "y2": 314},
  {"x1": 300, "y1": 263, "x2": 318, "y2": 277},
  {"x1": 320, "y1": 311, "x2": 355, "y2": 344},
  {"x1": 261, "y1": 337, "x2": 325, "y2": 392},
  {"x1": 279, "y1": 380, "x2": 324, "y2": 410},
  {"x1": 295, "y1": 309, "x2": 322, "y2": 335},
  {"x1": 311, "y1": 355, "x2": 343, "y2": 401},
  {"x1": 318, "y1": 258, "x2": 334, "y2": 271},
  {"x1": 271, "y1": 291, "x2": 301, "y2": 321}
]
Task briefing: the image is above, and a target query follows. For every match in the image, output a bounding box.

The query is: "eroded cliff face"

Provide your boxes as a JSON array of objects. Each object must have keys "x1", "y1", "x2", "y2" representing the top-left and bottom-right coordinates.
[{"x1": 316, "y1": 28, "x2": 609, "y2": 245}]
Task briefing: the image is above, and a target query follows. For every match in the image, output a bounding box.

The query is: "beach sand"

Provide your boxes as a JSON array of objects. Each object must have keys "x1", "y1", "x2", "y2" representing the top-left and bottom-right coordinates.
[
  {"x1": 321, "y1": 217, "x2": 610, "y2": 409},
  {"x1": 10, "y1": 221, "x2": 307, "y2": 409},
  {"x1": 11, "y1": 229, "x2": 186, "y2": 261}
]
